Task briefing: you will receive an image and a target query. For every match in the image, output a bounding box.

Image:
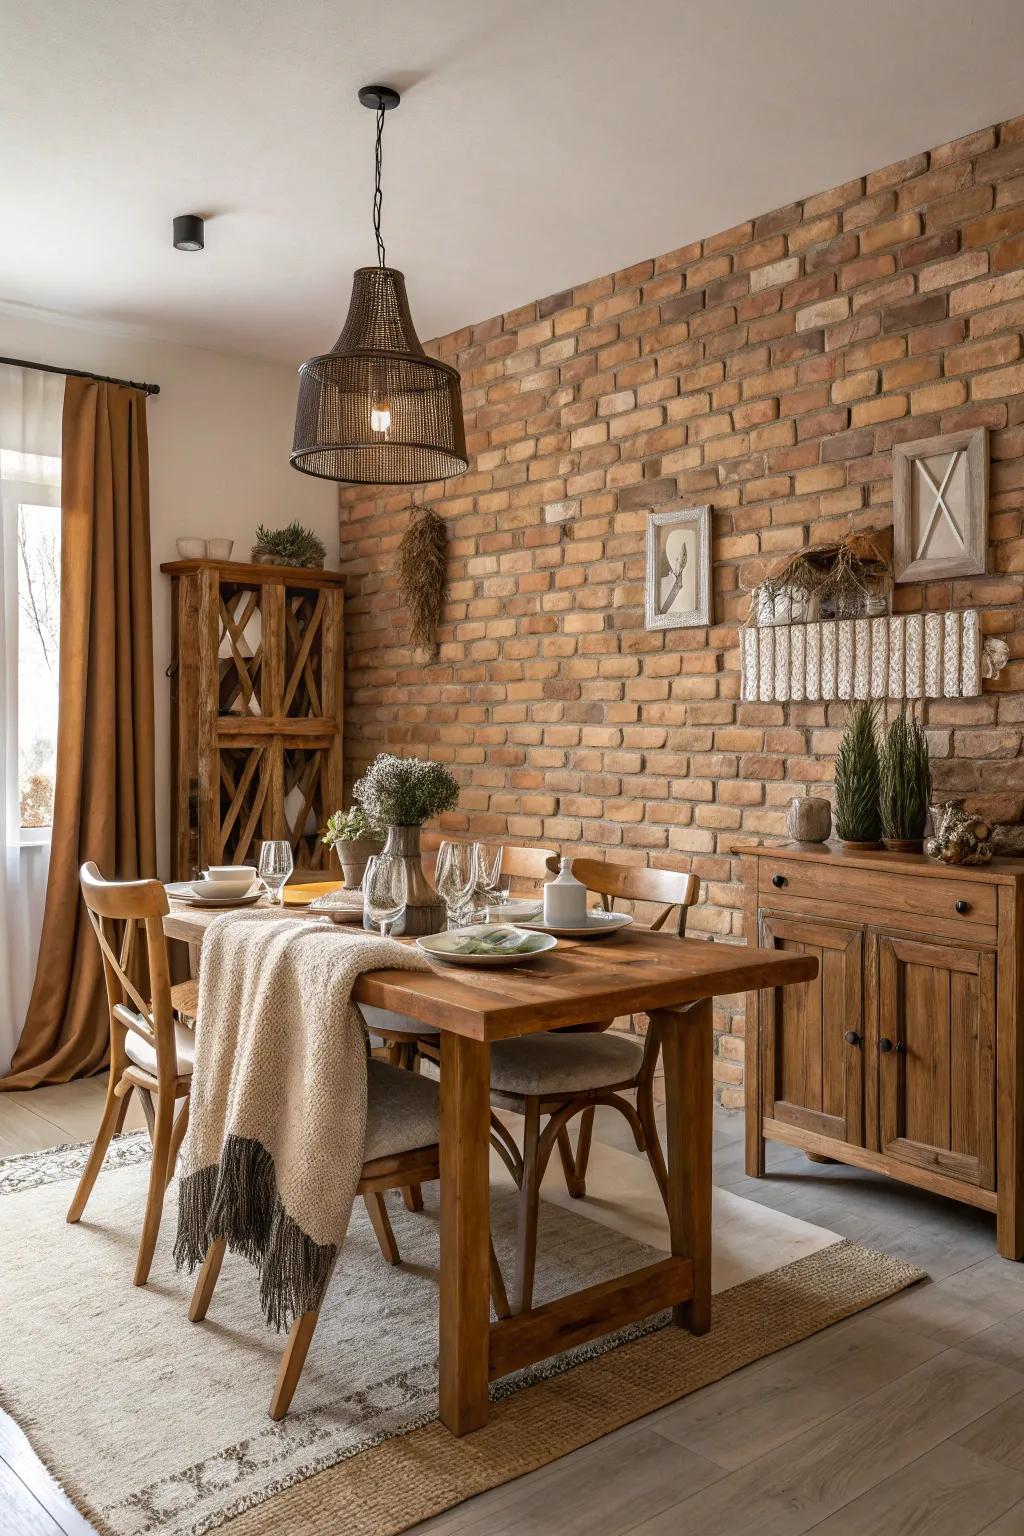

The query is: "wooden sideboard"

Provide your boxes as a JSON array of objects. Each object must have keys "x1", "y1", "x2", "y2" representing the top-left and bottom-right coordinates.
[{"x1": 737, "y1": 843, "x2": 1024, "y2": 1259}]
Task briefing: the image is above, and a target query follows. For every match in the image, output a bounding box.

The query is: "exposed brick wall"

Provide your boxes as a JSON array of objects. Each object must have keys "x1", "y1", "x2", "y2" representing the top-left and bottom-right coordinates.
[{"x1": 339, "y1": 115, "x2": 1024, "y2": 1106}]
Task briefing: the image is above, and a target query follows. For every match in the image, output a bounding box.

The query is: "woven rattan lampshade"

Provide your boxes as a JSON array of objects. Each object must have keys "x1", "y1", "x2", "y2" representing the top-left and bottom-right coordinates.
[{"x1": 291, "y1": 265, "x2": 468, "y2": 485}]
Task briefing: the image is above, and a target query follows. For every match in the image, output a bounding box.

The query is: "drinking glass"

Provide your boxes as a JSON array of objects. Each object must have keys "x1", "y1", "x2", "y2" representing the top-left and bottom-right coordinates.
[
  {"x1": 473, "y1": 843, "x2": 507, "y2": 920},
  {"x1": 258, "y1": 840, "x2": 294, "y2": 904},
  {"x1": 434, "y1": 840, "x2": 478, "y2": 929},
  {"x1": 363, "y1": 853, "x2": 408, "y2": 937}
]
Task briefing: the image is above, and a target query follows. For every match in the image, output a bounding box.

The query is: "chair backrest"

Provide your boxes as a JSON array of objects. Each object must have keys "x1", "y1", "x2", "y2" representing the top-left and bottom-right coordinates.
[
  {"x1": 79, "y1": 862, "x2": 177, "y2": 1082},
  {"x1": 419, "y1": 836, "x2": 558, "y2": 890},
  {"x1": 570, "y1": 857, "x2": 701, "y2": 937}
]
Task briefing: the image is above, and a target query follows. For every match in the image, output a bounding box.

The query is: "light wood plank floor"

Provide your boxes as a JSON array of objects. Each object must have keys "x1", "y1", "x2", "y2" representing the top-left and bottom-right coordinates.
[{"x1": 2, "y1": 1079, "x2": 1023, "y2": 1536}]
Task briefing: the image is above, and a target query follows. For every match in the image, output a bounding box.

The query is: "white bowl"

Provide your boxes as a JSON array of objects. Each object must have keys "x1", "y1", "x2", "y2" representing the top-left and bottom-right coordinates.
[
  {"x1": 207, "y1": 538, "x2": 234, "y2": 559},
  {"x1": 206, "y1": 864, "x2": 257, "y2": 882},
  {"x1": 176, "y1": 537, "x2": 206, "y2": 559},
  {"x1": 198, "y1": 867, "x2": 257, "y2": 898}
]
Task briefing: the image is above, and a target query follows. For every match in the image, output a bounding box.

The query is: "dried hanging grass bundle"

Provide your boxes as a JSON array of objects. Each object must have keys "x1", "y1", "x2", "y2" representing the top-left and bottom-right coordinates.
[{"x1": 397, "y1": 507, "x2": 448, "y2": 652}]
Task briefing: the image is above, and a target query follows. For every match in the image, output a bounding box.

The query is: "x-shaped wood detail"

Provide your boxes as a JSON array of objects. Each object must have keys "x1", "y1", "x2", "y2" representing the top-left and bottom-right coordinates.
[
  {"x1": 283, "y1": 592, "x2": 326, "y2": 716},
  {"x1": 915, "y1": 452, "x2": 965, "y2": 559},
  {"x1": 218, "y1": 746, "x2": 271, "y2": 861},
  {"x1": 283, "y1": 750, "x2": 323, "y2": 850},
  {"x1": 218, "y1": 590, "x2": 264, "y2": 715}
]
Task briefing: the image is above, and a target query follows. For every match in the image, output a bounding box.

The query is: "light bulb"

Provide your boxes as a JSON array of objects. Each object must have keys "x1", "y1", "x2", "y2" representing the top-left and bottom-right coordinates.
[{"x1": 370, "y1": 398, "x2": 391, "y2": 433}]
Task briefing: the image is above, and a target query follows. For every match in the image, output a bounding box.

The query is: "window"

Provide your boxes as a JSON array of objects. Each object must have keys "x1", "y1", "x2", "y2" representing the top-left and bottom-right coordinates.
[{"x1": 0, "y1": 449, "x2": 61, "y2": 839}]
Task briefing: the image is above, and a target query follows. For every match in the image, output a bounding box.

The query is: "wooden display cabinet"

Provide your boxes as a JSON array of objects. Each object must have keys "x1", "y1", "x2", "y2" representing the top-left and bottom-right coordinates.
[
  {"x1": 738, "y1": 843, "x2": 1024, "y2": 1259},
  {"x1": 161, "y1": 559, "x2": 344, "y2": 880}
]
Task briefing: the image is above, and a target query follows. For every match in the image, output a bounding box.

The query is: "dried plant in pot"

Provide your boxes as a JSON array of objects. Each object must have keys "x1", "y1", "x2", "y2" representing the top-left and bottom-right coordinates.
[
  {"x1": 879, "y1": 708, "x2": 931, "y2": 853},
  {"x1": 352, "y1": 754, "x2": 461, "y2": 936},
  {"x1": 322, "y1": 805, "x2": 384, "y2": 888},
  {"x1": 833, "y1": 701, "x2": 882, "y2": 849}
]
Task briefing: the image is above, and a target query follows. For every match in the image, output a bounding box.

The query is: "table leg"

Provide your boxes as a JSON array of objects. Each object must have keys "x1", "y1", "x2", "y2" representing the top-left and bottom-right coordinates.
[
  {"x1": 439, "y1": 1031, "x2": 491, "y2": 1435},
  {"x1": 659, "y1": 997, "x2": 713, "y2": 1334}
]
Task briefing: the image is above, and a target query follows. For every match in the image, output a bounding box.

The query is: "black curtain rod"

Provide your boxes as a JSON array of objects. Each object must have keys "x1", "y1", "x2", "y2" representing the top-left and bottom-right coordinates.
[{"x1": 0, "y1": 354, "x2": 160, "y2": 397}]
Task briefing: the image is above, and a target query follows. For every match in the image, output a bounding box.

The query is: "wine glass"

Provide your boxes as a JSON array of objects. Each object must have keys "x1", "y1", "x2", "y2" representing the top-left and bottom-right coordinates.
[
  {"x1": 363, "y1": 853, "x2": 408, "y2": 937},
  {"x1": 258, "y1": 840, "x2": 294, "y2": 905},
  {"x1": 434, "y1": 841, "x2": 478, "y2": 930},
  {"x1": 473, "y1": 843, "x2": 507, "y2": 920}
]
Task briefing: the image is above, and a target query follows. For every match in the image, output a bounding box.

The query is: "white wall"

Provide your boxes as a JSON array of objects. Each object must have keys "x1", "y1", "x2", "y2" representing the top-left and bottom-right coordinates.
[{"x1": 0, "y1": 305, "x2": 337, "y2": 875}]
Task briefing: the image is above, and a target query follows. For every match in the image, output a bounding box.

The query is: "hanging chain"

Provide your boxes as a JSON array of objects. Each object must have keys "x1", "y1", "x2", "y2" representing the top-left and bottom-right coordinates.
[{"x1": 373, "y1": 100, "x2": 386, "y2": 268}]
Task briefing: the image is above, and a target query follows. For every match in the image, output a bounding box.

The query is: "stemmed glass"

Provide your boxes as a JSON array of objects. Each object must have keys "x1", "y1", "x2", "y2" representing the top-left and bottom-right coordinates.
[
  {"x1": 434, "y1": 841, "x2": 478, "y2": 930},
  {"x1": 473, "y1": 843, "x2": 507, "y2": 920},
  {"x1": 363, "y1": 853, "x2": 408, "y2": 937},
  {"x1": 258, "y1": 840, "x2": 294, "y2": 905}
]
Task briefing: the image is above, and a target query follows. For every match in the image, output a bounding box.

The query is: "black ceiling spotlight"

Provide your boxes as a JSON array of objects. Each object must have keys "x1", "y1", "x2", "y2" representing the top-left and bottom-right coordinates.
[
  {"x1": 173, "y1": 214, "x2": 205, "y2": 252},
  {"x1": 290, "y1": 83, "x2": 468, "y2": 485}
]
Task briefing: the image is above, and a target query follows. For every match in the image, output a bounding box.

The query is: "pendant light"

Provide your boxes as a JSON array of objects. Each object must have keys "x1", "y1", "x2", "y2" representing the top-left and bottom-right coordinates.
[{"x1": 290, "y1": 85, "x2": 468, "y2": 485}]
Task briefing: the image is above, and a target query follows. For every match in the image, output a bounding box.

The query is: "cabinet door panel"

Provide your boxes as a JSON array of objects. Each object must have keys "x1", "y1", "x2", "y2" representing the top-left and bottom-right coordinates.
[
  {"x1": 759, "y1": 913, "x2": 864, "y2": 1146},
  {"x1": 876, "y1": 936, "x2": 995, "y2": 1189}
]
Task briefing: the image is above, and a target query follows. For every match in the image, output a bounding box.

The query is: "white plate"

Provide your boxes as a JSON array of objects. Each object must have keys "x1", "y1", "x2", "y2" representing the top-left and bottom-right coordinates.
[
  {"x1": 416, "y1": 924, "x2": 558, "y2": 967},
  {"x1": 518, "y1": 909, "x2": 634, "y2": 939},
  {"x1": 481, "y1": 899, "x2": 543, "y2": 922},
  {"x1": 165, "y1": 881, "x2": 262, "y2": 908},
  {"x1": 307, "y1": 891, "x2": 365, "y2": 924}
]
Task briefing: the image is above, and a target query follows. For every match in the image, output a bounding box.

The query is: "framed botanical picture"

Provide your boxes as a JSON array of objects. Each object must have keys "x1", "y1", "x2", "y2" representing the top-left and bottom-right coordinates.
[
  {"x1": 645, "y1": 504, "x2": 712, "y2": 630},
  {"x1": 892, "y1": 427, "x2": 988, "y2": 583}
]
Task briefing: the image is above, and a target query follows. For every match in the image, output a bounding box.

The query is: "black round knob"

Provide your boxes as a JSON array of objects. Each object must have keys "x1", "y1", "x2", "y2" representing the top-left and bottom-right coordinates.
[
  {"x1": 880, "y1": 1036, "x2": 894, "y2": 1052},
  {"x1": 772, "y1": 873, "x2": 787, "y2": 888},
  {"x1": 844, "y1": 1030, "x2": 862, "y2": 1046},
  {"x1": 880, "y1": 1037, "x2": 906, "y2": 1055},
  {"x1": 955, "y1": 899, "x2": 970, "y2": 915}
]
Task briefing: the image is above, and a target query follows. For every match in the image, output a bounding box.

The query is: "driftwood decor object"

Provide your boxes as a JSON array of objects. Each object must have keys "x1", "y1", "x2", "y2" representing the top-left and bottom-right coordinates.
[
  {"x1": 396, "y1": 506, "x2": 448, "y2": 653},
  {"x1": 892, "y1": 427, "x2": 988, "y2": 583},
  {"x1": 738, "y1": 841, "x2": 1024, "y2": 1260},
  {"x1": 162, "y1": 558, "x2": 344, "y2": 878}
]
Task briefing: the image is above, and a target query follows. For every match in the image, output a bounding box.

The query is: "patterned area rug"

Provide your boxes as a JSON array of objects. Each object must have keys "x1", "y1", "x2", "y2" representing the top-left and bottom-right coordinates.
[{"x1": 0, "y1": 1135, "x2": 923, "y2": 1536}]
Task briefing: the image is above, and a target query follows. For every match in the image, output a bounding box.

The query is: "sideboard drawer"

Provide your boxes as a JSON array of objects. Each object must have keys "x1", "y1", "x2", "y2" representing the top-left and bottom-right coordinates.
[{"x1": 758, "y1": 856, "x2": 998, "y2": 935}]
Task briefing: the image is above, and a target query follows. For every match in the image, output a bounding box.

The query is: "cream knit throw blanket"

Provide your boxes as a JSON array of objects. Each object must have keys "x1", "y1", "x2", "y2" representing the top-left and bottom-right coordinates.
[{"x1": 174, "y1": 910, "x2": 431, "y2": 1329}]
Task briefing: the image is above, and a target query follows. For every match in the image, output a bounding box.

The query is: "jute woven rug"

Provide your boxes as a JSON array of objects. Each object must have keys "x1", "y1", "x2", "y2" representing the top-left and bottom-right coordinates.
[{"x1": 0, "y1": 1134, "x2": 922, "y2": 1536}]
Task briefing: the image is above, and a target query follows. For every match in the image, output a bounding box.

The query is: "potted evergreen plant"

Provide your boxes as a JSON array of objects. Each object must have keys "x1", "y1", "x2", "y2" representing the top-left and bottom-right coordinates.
[
  {"x1": 879, "y1": 708, "x2": 931, "y2": 853},
  {"x1": 322, "y1": 805, "x2": 385, "y2": 888},
  {"x1": 353, "y1": 754, "x2": 460, "y2": 935},
  {"x1": 834, "y1": 701, "x2": 882, "y2": 849}
]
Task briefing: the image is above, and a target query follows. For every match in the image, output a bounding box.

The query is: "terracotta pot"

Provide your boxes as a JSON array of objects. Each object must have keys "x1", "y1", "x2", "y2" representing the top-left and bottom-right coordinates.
[
  {"x1": 881, "y1": 837, "x2": 925, "y2": 854},
  {"x1": 363, "y1": 823, "x2": 446, "y2": 938},
  {"x1": 840, "y1": 839, "x2": 883, "y2": 851},
  {"x1": 334, "y1": 836, "x2": 384, "y2": 889}
]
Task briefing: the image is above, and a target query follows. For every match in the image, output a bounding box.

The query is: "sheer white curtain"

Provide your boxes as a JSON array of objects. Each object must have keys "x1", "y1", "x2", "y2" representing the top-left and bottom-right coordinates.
[{"x1": 0, "y1": 363, "x2": 64, "y2": 1074}]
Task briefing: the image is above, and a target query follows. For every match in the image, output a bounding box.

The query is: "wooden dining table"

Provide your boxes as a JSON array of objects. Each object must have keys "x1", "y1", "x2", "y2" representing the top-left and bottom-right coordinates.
[{"x1": 163, "y1": 899, "x2": 817, "y2": 1436}]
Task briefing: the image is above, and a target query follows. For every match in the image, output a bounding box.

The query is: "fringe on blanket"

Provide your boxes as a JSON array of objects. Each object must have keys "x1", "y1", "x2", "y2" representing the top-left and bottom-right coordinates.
[{"x1": 174, "y1": 1136, "x2": 337, "y2": 1332}]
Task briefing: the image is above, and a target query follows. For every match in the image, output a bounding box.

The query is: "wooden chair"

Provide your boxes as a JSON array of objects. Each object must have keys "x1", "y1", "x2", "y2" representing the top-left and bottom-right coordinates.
[
  {"x1": 188, "y1": 1059, "x2": 510, "y2": 1420},
  {"x1": 484, "y1": 858, "x2": 701, "y2": 1313},
  {"x1": 68, "y1": 862, "x2": 197, "y2": 1286}
]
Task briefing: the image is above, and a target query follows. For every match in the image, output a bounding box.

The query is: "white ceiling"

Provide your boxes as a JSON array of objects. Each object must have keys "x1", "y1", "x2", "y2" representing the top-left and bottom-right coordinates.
[{"x1": 3, "y1": 0, "x2": 1024, "y2": 367}]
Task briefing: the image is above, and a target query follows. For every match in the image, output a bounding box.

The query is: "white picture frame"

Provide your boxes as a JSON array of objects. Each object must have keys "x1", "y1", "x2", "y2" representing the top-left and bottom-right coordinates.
[{"x1": 645, "y1": 504, "x2": 712, "y2": 630}]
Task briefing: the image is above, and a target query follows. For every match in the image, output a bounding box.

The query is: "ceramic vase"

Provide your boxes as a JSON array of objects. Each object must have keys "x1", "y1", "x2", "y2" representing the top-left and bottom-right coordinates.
[
  {"x1": 786, "y1": 797, "x2": 832, "y2": 843},
  {"x1": 334, "y1": 835, "x2": 384, "y2": 889},
  {"x1": 363, "y1": 823, "x2": 445, "y2": 937}
]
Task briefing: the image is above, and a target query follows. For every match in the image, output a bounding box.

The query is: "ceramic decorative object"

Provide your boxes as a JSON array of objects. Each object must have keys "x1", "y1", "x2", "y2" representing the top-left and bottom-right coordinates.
[
  {"x1": 543, "y1": 858, "x2": 588, "y2": 928},
  {"x1": 207, "y1": 538, "x2": 234, "y2": 560},
  {"x1": 926, "y1": 800, "x2": 995, "y2": 865},
  {"x1": 322, "y1": 806, "x2": 386, "y2": 888},
  {"x1": 787, "y1": 797, "x2": 832, "y2": 843},
  {"x1": 366, "y1": 823, "x2": 446, "y2": 936},
  {"x1": 176, "y1": 537, "x2": 206, "y2": 558}
]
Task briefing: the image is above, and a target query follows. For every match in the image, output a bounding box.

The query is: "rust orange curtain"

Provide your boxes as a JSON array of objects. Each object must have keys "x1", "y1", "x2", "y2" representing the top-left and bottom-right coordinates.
[{"x1": 1, "y1": 377, "x2": 157, "y2": 1089}]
